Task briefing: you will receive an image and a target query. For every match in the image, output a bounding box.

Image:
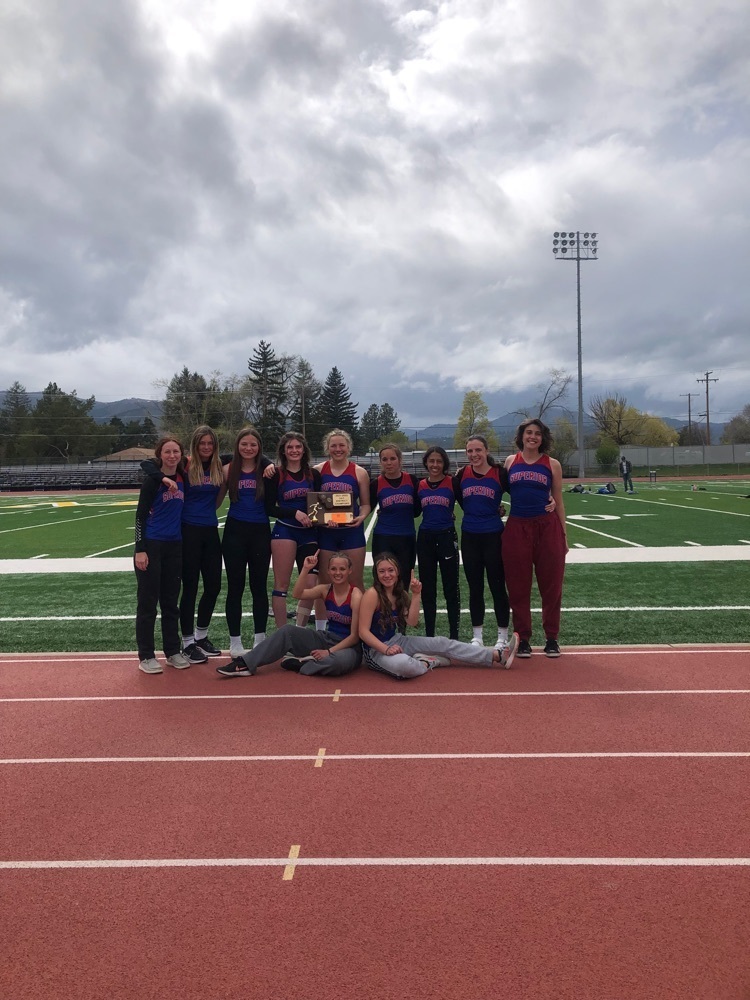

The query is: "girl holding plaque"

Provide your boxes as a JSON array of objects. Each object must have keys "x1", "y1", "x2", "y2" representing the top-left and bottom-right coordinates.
[{"x1": 314, "y1": 429, "x2": 371, "y2": 593}]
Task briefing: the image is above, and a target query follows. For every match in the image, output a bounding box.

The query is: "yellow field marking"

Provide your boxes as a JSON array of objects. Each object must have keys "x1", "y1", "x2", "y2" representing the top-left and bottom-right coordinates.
[
  {"x1": 332, "y1": 689, "x2": 341, "y2": 702},
  {"x1": 314, "y1": 747, "x2": 326, "y2": 768},
  {"x1": 51, "y1": 502, "x2": 81, "y2": 508},
  {"x1": 283, "y1": 844, "x2": 300, "y2": 881}
]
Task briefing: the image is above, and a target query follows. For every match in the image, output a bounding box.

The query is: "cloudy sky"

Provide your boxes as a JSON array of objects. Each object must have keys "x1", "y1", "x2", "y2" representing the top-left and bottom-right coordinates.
[{"x1": 1, "y1": 0, "x2": 748, "y2": 431}]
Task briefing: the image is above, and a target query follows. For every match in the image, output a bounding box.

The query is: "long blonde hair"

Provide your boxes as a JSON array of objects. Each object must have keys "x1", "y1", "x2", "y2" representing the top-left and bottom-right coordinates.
[{"x1": 187, "y1": 425, "x2": 223, "y2": 487}]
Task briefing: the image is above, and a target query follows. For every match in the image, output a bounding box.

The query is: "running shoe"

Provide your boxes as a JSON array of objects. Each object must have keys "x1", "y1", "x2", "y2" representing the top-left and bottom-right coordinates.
[
  {"x1": 166, "y1": 652, "x2": 191, "y2": 669},
  {"x1": 414, "y1": 653, "x2": 451, "y2": 668},
  {"x1": 544, "y1": 638, "x2": 561, "y2": 658},
  {"x1": 183, "y1": 643, "x2": 208, "y2": 664},
  {"x1": 195, "y1": 637, "x2": 222, "y2": 657},
  {"x1": 138, "y1": 657, "x2": 162, "y2": 674},
  {"x1": 216, "y1": 658, "x2": 252, "y2": 677},
  {"x1": 499, "y1": 632, "x2": 519, "y2": 669},
  {"x1": 516, "y1": 639, "x2": 532, "y2": 658},
  {"x1": 470, "y1": 637, "x2": 482, "y2": 646},
  {"x1": 280, "y1": 654, "x2": 303, "y2": 672}
]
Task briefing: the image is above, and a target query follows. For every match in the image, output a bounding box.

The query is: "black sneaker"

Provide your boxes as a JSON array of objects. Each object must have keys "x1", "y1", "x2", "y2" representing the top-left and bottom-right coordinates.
[
  {"x1": 216, "y1": 658, "x2": 252, "y2": 678},
  {"x1": 280, "y1": 654, "x2": 303, "y2": 672},
  {"x1": 195, "y1": 637, "x2": 222, "y2": 657},
  {"x1": 183, "y1": 642, "x2": 208, "y2": 664},
  {"x1": 544, "y1": 638, "x2": 561, "y2": 658},
  {"x1": 517, "y1": 639, "x2": 532, "y2": 658}
]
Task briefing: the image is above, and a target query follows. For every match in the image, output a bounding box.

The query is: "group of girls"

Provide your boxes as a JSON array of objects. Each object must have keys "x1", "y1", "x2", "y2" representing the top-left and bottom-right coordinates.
[{"x1": 134, "y1": 417, "x2": 567, "y2": 678}]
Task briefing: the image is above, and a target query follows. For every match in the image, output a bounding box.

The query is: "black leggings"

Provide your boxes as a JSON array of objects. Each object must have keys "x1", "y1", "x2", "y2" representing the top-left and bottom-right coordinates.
[
  {"x1": 372, "y1": 533, "x2": 416, "y2": 590},
  {"x1": 417, "y1": 529, "x2": 461, "y2": 639},
  {"x1": 460, "y1": 530, "x2": 509, "y2": 628},
  {"x1": 180, "y1": 523, "x2": 223, "y2": 636},
  {"x1": 222, "y1": 518, "x2": 272, "y2": 635}
]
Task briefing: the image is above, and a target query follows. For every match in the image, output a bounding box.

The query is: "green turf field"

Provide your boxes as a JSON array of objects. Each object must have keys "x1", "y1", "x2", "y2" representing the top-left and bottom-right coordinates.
[{"x1": 2, "y1": 482, "x2": 749, "y2": 652}]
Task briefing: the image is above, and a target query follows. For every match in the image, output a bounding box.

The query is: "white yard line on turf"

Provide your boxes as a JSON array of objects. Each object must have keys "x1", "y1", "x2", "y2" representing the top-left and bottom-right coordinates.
[
  {"x1": 611, "y1": 495, "x2": 750, "y2": 518},
  {"x1": 2, "y1": 855, "x2": 749, "y2": 871},
  {"x1": 0, "y1": 510, "x2": 130, "y2": 535}
]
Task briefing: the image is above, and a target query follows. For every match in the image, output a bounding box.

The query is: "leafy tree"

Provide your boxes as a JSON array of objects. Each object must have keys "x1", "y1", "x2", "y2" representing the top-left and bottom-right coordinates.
[
  {"x1": 370, "y1": 430, "x2": 412, "y2": 453},
  {"x1": 549, "y1": 416, "x2": 577, "y2": 467},
  {"x1": 454, "y1": 391, "x2": 498, "y2": 450},
  {"x1": 357, "y1": 402, "x2": 402, "y2": 451},
  {"x1": 595, "y1": 439, "x2": 619, "y2": 472},
  {"x1": 31, "y1": 383, "x2": 109, "y2": 459},
  {"x1": 721, "y1": 404, "x2": 750, "y2": 444},
  {"x1": 316, "y1": 366, "x2": 359, "y2": 446},
  {"x1": 678, "y1": 424, "x2": 706, "y2": 446},
  {"x1": 287, "y1": 359, "x2": 323, "y2": 441},
  {"x1": 588, "y1": 394, "x2": 645, "y2": 445},
  {"x1": 160, "y1": 368, "x2": 224, "y2": 441},
  {"x1": 0, "y1": 381, "x2": 33, "y2": 461},
  {"x1": 638, "y1": 416, "x2": 678, "y2": 447}
]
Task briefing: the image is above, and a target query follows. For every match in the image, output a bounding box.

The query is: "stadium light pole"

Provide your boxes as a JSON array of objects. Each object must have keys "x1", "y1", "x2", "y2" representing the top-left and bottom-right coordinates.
[{"x1": 553, "y1": 230, "x2": 599, "y2": 479}]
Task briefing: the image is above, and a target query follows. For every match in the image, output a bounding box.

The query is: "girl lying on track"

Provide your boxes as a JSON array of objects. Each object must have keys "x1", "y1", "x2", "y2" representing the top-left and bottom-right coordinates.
[
  {"x1": 358, "y1": 553, "x2": 518, "y2": 679},
  {"x1": 216, "y1": 551, "x2": 363, "y2": 678}
]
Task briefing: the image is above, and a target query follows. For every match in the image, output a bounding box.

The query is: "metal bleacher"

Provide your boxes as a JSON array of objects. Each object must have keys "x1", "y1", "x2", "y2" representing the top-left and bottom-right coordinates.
[{"x1": 0, "y1": 462, "x2": 145, "y2": 492}]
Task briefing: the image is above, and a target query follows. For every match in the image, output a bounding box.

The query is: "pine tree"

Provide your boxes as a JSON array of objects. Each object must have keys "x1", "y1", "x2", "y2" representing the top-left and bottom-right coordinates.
[
  {"x1": 316, "y1": 367, "x2": 358, "y2": 446},
  {"x1": 161, "y1": 368, "x2": 224, "y2": 441},
  {"x1": 0, "y1": 381, "x2": 33, "y2": 461},
  {"x1": 246, "y1": 340, "x2": 287, "y2": 445},
  {"x1": 287, "y1": 359, "x2": 323, "y2": 442}
]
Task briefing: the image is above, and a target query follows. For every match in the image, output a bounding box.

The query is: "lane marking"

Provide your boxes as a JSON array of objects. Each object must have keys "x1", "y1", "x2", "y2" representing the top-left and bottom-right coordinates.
[
  {"x1": 565, "y1": 522, "x2": 643, "y2": 547},
  {"x1": 2, "y1": 688, "x2": 750, "y2": 705},
  {"x1": 30, "y1": 554, "x2": 50, "y2": 560},
  {"x1": 685, "y1": 541, "x2": 702, "y2": 547},
  {"x1": 610, "y1": 496, "x2": 750, "y2": 518},
  {"x1": 333, "y1": 689, "x2": 341, "y2": 702},
  {"x1": 3, "y1": 751, "x2": 750, "y2": 765},
  {"x1": 2, "y1": 856, "x2": 750, "y2": 871},
  {"x1": 85, "y1": 543, "x2": 134, "y2": 557},
  {"x1": 283, "y1": 845, "x2": 300, "y2": 881},
  {"x1": 0, "y1": 510, "x2": 130, "y2": 535}
]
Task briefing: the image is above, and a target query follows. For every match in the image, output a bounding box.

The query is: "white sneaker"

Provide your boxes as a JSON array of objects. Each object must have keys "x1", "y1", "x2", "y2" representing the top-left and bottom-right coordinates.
[
  {"x1": 470, "y1": 637, "x2": 482, "y2": 646},
  {"x1": 499, "y1": 632, "x2": 519, "y2": 670},
  {"x1": 166, "y1": 652, "x2": 191, "y2": 669},
  {"x1": 414, "y1": 653, "x2": 451, "y2": 669},
  {"x1": 138, "y1": 657, "x2": 162, "y2": 674}
]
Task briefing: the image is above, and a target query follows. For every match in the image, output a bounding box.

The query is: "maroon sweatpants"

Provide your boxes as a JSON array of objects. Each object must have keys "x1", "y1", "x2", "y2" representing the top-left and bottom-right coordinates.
[{"x1": 501, "y1": 513, "x2": 566, "y2": 641}]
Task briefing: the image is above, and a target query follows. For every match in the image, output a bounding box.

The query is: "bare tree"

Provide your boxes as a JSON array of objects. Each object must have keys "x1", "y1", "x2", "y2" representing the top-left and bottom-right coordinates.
[{"x1": 517, "y1": 368, "x2": 573, "y2": 421}]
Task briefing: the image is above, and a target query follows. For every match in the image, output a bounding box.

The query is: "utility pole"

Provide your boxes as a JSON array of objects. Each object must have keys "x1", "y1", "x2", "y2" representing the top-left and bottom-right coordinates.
[
  {"x1": 679, "y1": 392, "x2": 698, "y2": 443},
  {"x1": 696, "y1": 372, "x2": 718, "y2": 444}
]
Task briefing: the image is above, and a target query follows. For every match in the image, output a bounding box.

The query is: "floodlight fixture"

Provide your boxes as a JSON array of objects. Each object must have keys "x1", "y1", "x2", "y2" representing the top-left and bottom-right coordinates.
[{"x1": 551, "y1": 229, "x2": 601, "y2": 478}]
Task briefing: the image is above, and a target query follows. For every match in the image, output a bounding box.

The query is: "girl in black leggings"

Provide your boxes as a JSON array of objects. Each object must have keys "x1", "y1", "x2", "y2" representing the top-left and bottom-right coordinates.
[{"x1": 416, "y1": 446, "x2": 461, "y2": 640}]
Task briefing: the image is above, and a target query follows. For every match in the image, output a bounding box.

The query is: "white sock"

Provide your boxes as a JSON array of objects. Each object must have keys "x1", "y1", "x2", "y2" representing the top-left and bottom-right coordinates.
[
  {"x1": 472, "y1": 625, "x2": 483, "y2": 642},
  {"x1": 316, "y1": 619, "x2": 327, "y2": 631},
  {"x1": 253, "y1": 632, "x2": 266, "y2": 647},
  {"x1": 182, "y1": 635, "x2": 194, "y2": 648},
  {"x1": 229, "y1": 635, "x2": 244, "y2": 657},
  {"x1": 194, "y1": 626, "x2": 208, "y2": 641},
  {"x1": 497, "y1": 627, "x2": 508, "y2": 645}
]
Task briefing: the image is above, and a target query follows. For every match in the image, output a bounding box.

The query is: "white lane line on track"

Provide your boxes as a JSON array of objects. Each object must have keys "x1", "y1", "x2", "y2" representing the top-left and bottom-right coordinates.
[
  {"x1": 2, "y1": 689, "x2": 750, "y2": 704},
  {"x1": 2, "y1": 856, "x2": 750, "y2": 871},
  {"x1": 3, "y1": 751, "x2": 750, "y2": 765}
]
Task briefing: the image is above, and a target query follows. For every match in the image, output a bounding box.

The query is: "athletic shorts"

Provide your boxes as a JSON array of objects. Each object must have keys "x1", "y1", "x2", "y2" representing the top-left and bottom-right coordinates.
[
  {"x1": 318, "y1": 523, "x2": 366, "y2": 552},
  {"x1": 272, "y1": 521, "x2": 318, "y2": 547}
]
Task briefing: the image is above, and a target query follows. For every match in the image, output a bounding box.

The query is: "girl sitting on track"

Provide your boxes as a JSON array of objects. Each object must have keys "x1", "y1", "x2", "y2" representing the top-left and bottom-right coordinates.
[
  {"x1": 217, "y1": 551, "x2": 363, "y2": 677},
  {"x1": 502, "y1": 418, "x2": 568, "y2": 659},
  {"x1": 134, "y1": 437, "x2": 191, "y2": 674},
  {"x1": 358, "y1": 552, "x2": 517, "y2": 679},
  {"x1": 267, "y1": 431, "x2": 322, "y2": 628},
  {"x1": 416, "y1": 446, "x2": 461, "y2": 640},
  {"x1": 141, "y1": 425, "x2": 226, "y2": 663},
  {"x1": 369, "y1": 443, "x2": 421, "y2": 589},
  {"x1": 221, "y1": 427, "x2": 275, "y2": 657}
]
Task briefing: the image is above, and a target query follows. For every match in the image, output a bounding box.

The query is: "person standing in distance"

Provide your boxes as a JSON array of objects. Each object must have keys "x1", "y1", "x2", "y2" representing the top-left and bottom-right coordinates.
[
  {"x1": 502, "y1": 418, "x2": 568, "y2": 658},
  {"x1": 619, "y1": 455, "x2": 634, "y2": 493}
]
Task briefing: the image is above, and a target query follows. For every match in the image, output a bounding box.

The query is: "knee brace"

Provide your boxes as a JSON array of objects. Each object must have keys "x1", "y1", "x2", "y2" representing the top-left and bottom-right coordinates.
[{"x1": 272, "y1": 590, "x2": 288, "y2": 598}]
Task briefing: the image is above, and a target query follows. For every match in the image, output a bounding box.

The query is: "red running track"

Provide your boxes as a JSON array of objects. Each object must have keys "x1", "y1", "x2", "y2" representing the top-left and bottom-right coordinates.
[{"x1": 1, "y1": 646, "x2": 749, "y2": 999}]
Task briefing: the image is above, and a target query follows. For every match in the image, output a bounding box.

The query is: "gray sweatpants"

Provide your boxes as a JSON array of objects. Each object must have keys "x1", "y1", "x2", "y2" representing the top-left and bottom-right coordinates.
[
  {"x1": 364, "y1": 633, "x2": 494, "y2": 679},
  {"x1": 238, "y1": 624, "x2": 361, "y2": 676}
]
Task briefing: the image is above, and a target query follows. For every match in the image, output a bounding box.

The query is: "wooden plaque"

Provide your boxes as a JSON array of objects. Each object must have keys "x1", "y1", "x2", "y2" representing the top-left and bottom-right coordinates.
[{"x1": 306, "y1": 491, "x2": 354, "y2": 525}]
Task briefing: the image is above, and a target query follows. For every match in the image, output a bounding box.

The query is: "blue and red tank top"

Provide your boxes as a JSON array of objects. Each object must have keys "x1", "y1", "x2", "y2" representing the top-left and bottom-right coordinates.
[
  {"x1": 319, "y1": 460, "x2": 360, "y2": 517},
  {"x1": 456, "y1": 465, "x2": 504, "y2": 534},
  {"x1": 507, "y1": 453, "x2": 554, "y2": 518},
  {"x1": 183, "y1": 460, "x2": 221, "y2": 527},
  {"x1": 417, "y1": 476, "x2": 455, "y2": 533},
  {"x1": 227, "y1": 469, "x2": 268, "y2": 524},
  {"x1": 276, "y1": 468, "x2": 316, "y2": 527},
  {"x1": 373, "y1": 473, "x2": 417, "y2": 537},
  {"x1": 324, "y1": 585, "x2": 356, "y2": 639},
  {"x1": 146, "y1": 477, "x2": 185, "y2": 542},
  {"x1": 368, "y1": 606, "x2": 400, "y2": 643}
]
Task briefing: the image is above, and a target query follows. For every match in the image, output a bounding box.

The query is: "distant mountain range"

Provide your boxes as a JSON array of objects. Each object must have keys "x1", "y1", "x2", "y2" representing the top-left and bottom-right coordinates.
[{"x1": 0, "y1": 392, "x2": 164, "y2": 424}]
